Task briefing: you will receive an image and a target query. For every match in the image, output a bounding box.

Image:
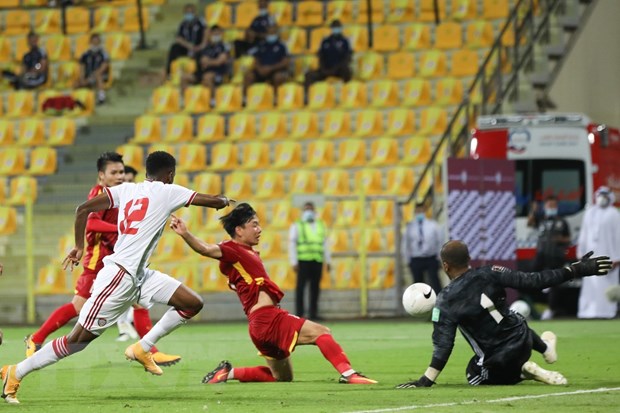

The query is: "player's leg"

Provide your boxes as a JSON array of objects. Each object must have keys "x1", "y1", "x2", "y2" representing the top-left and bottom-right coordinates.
[
  {"x1": 201, "y1": 359, "x2": 281, "y2": 384},
  {"x1": 295, "y1": 261, "x2": 309, "y2": 317},
  {"x1": 521, "y1": 361, "x2": 567, "y2": 385},
  {"x1": 131, "y1": 304, "x2": 181, "y2": 366},
  {"x1": 530, "y1": 329, "x2": 557, "y2": 363}
]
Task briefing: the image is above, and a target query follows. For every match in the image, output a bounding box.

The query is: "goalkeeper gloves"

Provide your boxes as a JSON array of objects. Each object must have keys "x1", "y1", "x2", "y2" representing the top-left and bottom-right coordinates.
[
  {"x1": 568, "y1": 251, "x2": 612, "y2": 277},
  {"x1": 395, "y1": 375, "x2": 435, "y2": 389}
]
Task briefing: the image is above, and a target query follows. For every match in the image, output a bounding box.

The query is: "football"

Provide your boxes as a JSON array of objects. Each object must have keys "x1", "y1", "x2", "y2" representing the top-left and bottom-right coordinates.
[
  {"x1": 509, "y1": 300, "x2": 531, "y2": 318},
  {"x1": 402, "y1": 283, "x2": 437, "y2": 316}
]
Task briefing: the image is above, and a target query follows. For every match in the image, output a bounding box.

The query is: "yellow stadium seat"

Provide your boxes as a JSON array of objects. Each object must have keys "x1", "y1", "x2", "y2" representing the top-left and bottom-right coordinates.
[
  {"x1": 306, "y1": 140, "x2": 334, "y2": 168},
  {"x1": 436, "y1": 77, "x2": 464, "y2": 106},
  {"x1": 331, "y1": 258, "x2": 360, "y2": 289},
  {"x1": 228, "y1": 113, "x2": 256, "y2": 140},
  {"x1": 163, "y1": 115, "x2": 193, "y2": 143},
  {"x1": 402, "y1": 79, "x2": 432, "y2": 106},
  {"x1": 214, "y1": 84, "x2": 243, "y2": 112},
  {"x1": 354, "y1": 109, "x2": 383, "y2": 138},
  {"x1": 154, "y1": 232, "x2": 186, "y2": 262},
  {"x1": 353, "y1": 168, "x2": 383, "y2": 195},
  {"x1": 93, "y1": 7, "x2": 120, "y2": 32},
  {"x1": 209, "y1": 142, "x2": 238, "y2": 170},
  {"x1": 35, "y1": 264, "x2": 67, "y2": 294},
  {"x1": 317, "y1": 202, "x2": 334, "y2": 226},
  {"x1": 357, "y1": 0, "x2": 385, "y2": 23},
  {"x1": 371, "y1": 79, "x2": 399, "y2": 107},
  {"x1": 386, "y1": 166, "x2": 415, "y2": 196},
  {"x1": 240, "y1": 141, "x2": 270, "y2": 170},
  {"x1": 368, "y1": 258, "x2": 395, "y2": 289},
  {"x1": 386, "y1": 51, "x2": 415, "y2": 80},
  {"x1": 123, "y1": 6, "x2": 150, "y2": 32},
  {"x1": 387, "y1": 0, "x2": 415, "y2": 23},
  {"x1": 246, "y1": 83, "x2": 274, "y2": 111},
  {"x1": 0, "y1": 120, "x2": 15, "y2": 145},
  {"x1": 466, "y1": 20, "x2": 494, "y2": 49},
  {"x1": 70, "y1": 88, "x2": 95, "y2": 115},
  {"x1": 368, "y1": 138, "x2": 399, "y2": 167},
  {"x1": 482, "y1": 0, "x2": 509, "y2": 19},
  {"x1": 151, "y1": 86, "x2": 181, "y2": 115},
  {"x1": 169, "y1": 263, "x2": 199, "y2": 290},
  {"x1": 309, "y1": 27, "x2": 331, "y2": 52},
  {"x1": 224, "y1": 171, "x2": 253, "y2": 201},
  {"x1": 451, "y1": 0, "x2": 477, "y2": 21},
  {"x1": 16, "y1": 119, "x2": 45, "y2": 146},
  {"x1": 272, "y1": 141, "x2": 302, "y2": 169},
  {"x1": 340, "y1": 80, "x2": 367, "y2": 109},
  {"x1": 200, "y1": 264, "x2": 229, "y2": 292},
  {"x1": 183, "y1": 85, "x2": 211, "y2": 114},
  {"x1": 106, "y1": 33, "x2": 132, "y2": 60},
  {"x1": 308, "y1": 81, "x2": 336, "y2": 110},
  {"x1": 321, "y1": 110, "x2": 351, "y2": 139},
  {"x1": 357, "y1": 52, "x2": 384, "y2": 80},
  {"x1": 201, "y1": 206, "x2": 232, "y2": 232},
  {"x1": 35, "y1": 9, "x2": 61, "y2": 34},
  {"x1": 296, "y1": 1, "x2": 324, "y2": 26},
  {"x1": 289, "y1": 169, "x2": 317, "y2": 194},
  {"x1": 56, "y1": 232, "x2": 74, "y2": 257},
  {"x1": 234, "y1": 1, "x2": 258, "y2": 28},
  {"x1": 277, "y1": 82, "x2": 304, "y2": 109},
  {"x1": 173, "y1": 172, "x2": 190, "y2": 188},
  {"x1": 290, "y1": 111, "x2": 319, "y2": 139},
  {"x1": 270, "y1": 201, "x2": 299, "y2": 229},
  {"x1": 55, "y1": 61, "x2": 80, "y2": 89},
  {"x1": 6, "y1": 91, "x2": 35, "y2": 118},
  {"x1": 255, "y1": 171, "x2": 286, "y2": 200},
  {"x1": 66, "y1": 8, "x2": 90, "y2": 34},
  {"x1": 418, "y1": 107, "x2": 448, "y2": 136},
  {"x1": 0, "y1": 0, "x2": 19, "y2": 6},
  {"x1": 294, "y1": 54, "x2": 318, "y2": 83},
  {"x1": 337, "y1": 139, "x2": 366, "y2": 167},
  {"x1": 435, "y1": 22, "x2": 463, "y2": 50},
  {"x1": 283, "y1": 27, "x2": 307, "y2": 54},
  {"x1": 37, "y1": 89, "x2": 62, "y2": 115},
  {"x1": 205, "y1": 2, "x2": 232, "y2": 28},
  {"x1": 27, "y1": 146, "x2": 57, "y2": 175},
  {"x1": 0, "y1": 37, "x2": 11, "y2": 63},
  {"x1": 403, "y1": 24, "x2": 431, "y2": 50},
  {"x1": 231, "y1": 55, "x2": 254, "y2": 84},
  {"x1": 327, "y1": 0, "x2": 353, "y2": 23},
  {"x1": 451, "y1": 49, "x2": 479, "y2": 77},
  {"x1": 6, "y1": 176, "x2": 37, "y2": 205},
  {"x1": 192, "y1": 172, "x2": 222, "y2": 195},
  {"x1": 3, "y1": 11, "x2": 31, "y2": 36},
  {"x1": 15, "y1": 36, "x2": 29, "y2": 61},
  {"x1": 401, "y1": 137, "x2": 432, "y2": 165},
  {"x1": 178, "y1": 143, "x2": 207, "y2": 172},
  {"x1": 270, "y1": 1, "x2": 293, "y2": 26},
  {"x1": 386, "y1": 108, "x2": 416, "y2": 136},
  {"x1": 116, "y1": 144, "x2": 144, "y2": 168},
  {"x1": 264, "y1": 261, "x2": 295, "y2": 290},
  {"x1": 419, "y1": 50, "x2": 447, "y2": 77},
  {"x1": 369, "y1": 199, "x2": 395, "y2": 226},
  {"x1": 418, "y1": 0, "x2": 446, "y2": 22},
  {"x1": 257, "y1": 112, "x2": 287, "y2": 140},
  {"x1": 196, "y1": 114, "x2": 225, "y2": 142},
  {"x1": 343, "y1": 25, "x2": 368, "y2": 51},
  {"x1": 373, "y1": 25, "x2": 399, "y2": 52},
  {"x1": 358, "y1": 228, "x2": 384, "y2": 252},
  {"x1": 148, "y1": 143, "x2": 176, "y2": 157},
  {"x1": 170, "y1": 57, "x2": 197, "y2": 87},
  {"x1": 132, "y1": 115, "x2": 162, "y2": 144},
  {"x1": 328, "y1": 229, "x2": 352, "y2": 253},
  {"x1": 73, "y1": 34, "x2": 90, "y2": 59},
  {"x1": 322, "y1": 168, "x2": 350, "y2": 195}
]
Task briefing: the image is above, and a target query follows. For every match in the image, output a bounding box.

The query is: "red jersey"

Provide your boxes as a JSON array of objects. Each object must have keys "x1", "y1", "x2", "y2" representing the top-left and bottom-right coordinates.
[
  {"x1": 82, "y1": 184, "x2": 118, "y2": 271},
  {"x1": 218, "y1": 240, "x2": 284, "y2": 315}
]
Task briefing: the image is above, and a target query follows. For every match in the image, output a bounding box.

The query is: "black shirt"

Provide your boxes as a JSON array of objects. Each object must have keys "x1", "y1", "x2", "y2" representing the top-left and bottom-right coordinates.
[
  {"x1": 249, "y1": 14, "x2": 274, "y2": 34},
  {"x1": 318, "y1": 34, "x2": 351, "y2": 69},
  {"x1": 250, "y1": 40, "x2": 288, "y2": 66},
  {"x1": 535, "y1": 216, "x2": 570, "y2": 269},
  {"x1": 80, "y1": 48, "x2": 109, "y2": 78},
  {"x1": 177, "y1": 17, "x2": 207, "y2": 46},
  {"x1": 200, "y1": 41, "x2": 230, "y2": 73},
  {"x1": 23, "y1": 47, "x2": 47, "y2": 71}
]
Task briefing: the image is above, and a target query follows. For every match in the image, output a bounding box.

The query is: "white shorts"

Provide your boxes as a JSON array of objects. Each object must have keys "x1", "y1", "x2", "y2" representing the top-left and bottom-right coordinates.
[{"x1": 78, "y1": 262, "x2": 181, "y2": 334}]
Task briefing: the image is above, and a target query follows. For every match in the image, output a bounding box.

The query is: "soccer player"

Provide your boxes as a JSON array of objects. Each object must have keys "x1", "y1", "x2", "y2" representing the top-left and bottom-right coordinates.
[
  {"x1": 169, "y1": 203, "x2": 377, "y2": 385},
  {"x1": 25, "y1": 154, "x2": 180, "y2": 366},
  {"x1": 396, "y1": 240, "x2": 612, "y2": 389},
  {"x1": 1, "y1": 151, "x2": 231, "y2": 404}
]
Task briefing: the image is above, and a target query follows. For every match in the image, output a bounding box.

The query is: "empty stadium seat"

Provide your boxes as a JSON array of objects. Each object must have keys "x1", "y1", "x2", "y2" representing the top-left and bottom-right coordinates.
[
  {"x1": 192, "y1": 171, "x2": 222, "y2": 195},
  {"x1": 306, "y1": 140, "x2": 334, "y2": 168},
  {"x1": 466, "y1": 20, "x2": 494, "y2": 48},
  {"x1": 246, "y1": 83, "x2": 274, "y2": 110},
  {"x1": 93, "y1": 7, "x2": 120, "y2": 32},
  {"x1": 482, "y1": 0, "x2": 509, "y2": 19},
  {"x1": 331, "y1": 258, "x2": 360, "y2": 289},
  {"x1": 168, "y1": 263, "x2": 199, "y2": 290},
  {"x1": 451, "y1": 49, "x2": 479, "y2": 77},
  {"x1": 309, "y1": 27, "x2": 331, "y2": 52},
  {"x1": 6, "y1": 176, "x2": 37, "y2": 205},
  {"x1": 0, "y1": 120, "x2": 15, "y2": 145},
  {"x1": 255, "y1": 171, "x2": 285, "y2": 200},
  {"x1": 35, "y1": 9, "x2": 61, "y2": 34},
  {"x1": 28, "y1": 147, "x2": 57, "y2": 175},
  {"x1": 368, "y1": 258, "x2": 395, "y2": 289},
  {"x1": 240, "y1": 141, "x2": 270, "y2": 170},
  {"x1": 368, "y1": 138, "x2": 399, "y2": 167},
  {"x1": 148, "y1": 143, "x2": 176, "y2": 157},
  {"x1": 228, "y1": 113, "x2": 256, "y2": 140},
  {"x1": 289, "y1": 169, "x2": 317, "y2": 194},
  {"x1": 308, "y1": 81, "x2": 336, "y2": 110},
  {"x1": 132, "y1": 115, "x2": 162, "y2": 143},
  {"x1": 0, "y1": 147, "x2": 26, "y2": 175},
  {"x1": 231, "y1": 55, "x2": 253, "y2": 84},
  {"x1": 258, "y1": 112, "x2": 287, "y2": 140},
  {"x1": 0, "y1": 36, "x2": 11, "y2": 63},
  {"x1": 373, "y1": 25, "x2": 400, "y2": 52},
  {"x1": 123, "y1": 6, "x2": 150, "y2": 32},
  {"x1": 209, "y1": 142, "x2": 238, "y2": 170},
  {"x1": 35, "y1": 264, "x2": 67, "y2": 294},
  {"x1": 343, "y1": 25, "x2": 368, "y2": 51},
  {"x1": 419, "y1": 50, "x2": 447, "y2": 77},
  {"x1": 358, "y1": 0, "x2": 384, "y2": 23},
  {"x1": 340, "y1": 80, "x2": 367, "y2": 109},
  {"x1": 387, "y1": 51, "x2": 415, "y2": 80},
  {"x1": 55, "y1": 61, "x2": 81, "y2": 89},
  {"x1": 270, "y1": 1, "x2": 293, "y2": 26},
  {"x1": 116, "y1": 144, "x2": 144, "y2": 169},
  {"x1": 234, "y1": 1, "x2": 258, "y2": 28},
  {"x1": 6, "y1": 91, "x2": 34, "y2": 118},
  {"x1": 154, "y1": 232, "x2": 186, "y2": 262},
  {"x1": 277, "y1": 82, "x2": 304, "y2": 110},
  {"x1": 371, "y1": 79, "x2": 399, "y2": 107},
  {"x1": 451, "y1": 0, "x2": 477, "y2": 21},
  {"x1": 321, "y1": 110, "x2": 351, "y2": 139},
  {"x1": 385, "y1": 108, "x2": 416, "y2": 136},
  {"x1": 196, "y1": 114, "x2": 225, "y2": 142},
  {"x1": 357, "y1": 52, "x2": 384, "y2": 81},
  {"x1": 296, "y1": 0, "x2": 324, "y2": 26},
  {"x1": 386, "y1": 166, "x2": 415, "y2": 196},
  {"x1": 66, "y1": 7, "x2": 90, "y2": 34},
  {"x1": 106, "y1": 33, "x2": 132, "y2": 60},
  {"x1": 337, "y1": 139, "x2": 366, "y2": 167},
  {"x1": 224, "y1": 171, "x2": 253, "y2": 200},
  {"x1": 3, "y1": 10, "x2": 31, "y2": 36},
  {"x1": 270, "y1": 140, "x2": 301, "y2": 169},
  {"x1": 354, "y1": 109, "x2": 383, "y2": 138},
  {"x1": 73, "y1": 34, "x2": 91, "y2": 59},
  {"x1": 173, "y1": 172, "x2": 190, "y2": 188},
  {"x1": 327, "y1": 0, "x2": 353, "y2": 23},
  {"x1": 435, "y1": 22, "x2": 463, "y2": 49},
  {"x1": 290, "y1": 111, "x2": 319, "y2": 139},
  {"x1": 403, "y1": 25, "x2": 431, "y2": 50},
  {"x1": 418, "y1": 107, "x2": 448, "y2": 136},
  {"x1": 200, "y1": 264, "x2": 229, "y2": 292},
  {"x1": 205, "y1": 2, "x2": 232, "y2": 28},
  {"x1": 283, "y1": 27, "x2": 306, "y2": 54},
  {"x1": 16, "y1": 119, "x2": 45, "y2": 146},
  {"x1": 214, "y1": 84, "x2": 242, "y2": 112},
  {"x1": 163, "y1": 115, "x2": 193, "y2": 143},
  {"x1": 436, "y1": 77, "x2": 464, "y2": 106},
  {"x1": 353, "y1": 168, "x2": 383, "y2": 195},
  {"x1": 178, "y1": 143, "x2": 207, "y2": 172},
  {"x1": 328, "y1": 229, "x2": 352, "y2": 253},
  {"x1": 418, "y1": 0, "x2": 446, "y2": 22},
  {"x1": 170, "y1": 57, "x2": 197, "y2": 87},
  {"x1": 70, "y1": 88, "x2": 95, "y2": 115},
  {"x1": 387, "y1": 0, "x2": 415, "y2": 23},
  {"x1": 322, "y1": 168, "x2": 350, "y2": 195},
  {"x1": 401, "y1": 137, "x2": 432, "y2": 165},
  {"x1": 402, "y1": 79, "x2": 432, "y2": 106},
  {"x1": 151, "y1": 86, "x2": 181, "y2": 115},
  {"x1": 183, "y1": 85, "x2": 211, "y2": 114},
  {"x1": 264, "y1": 261, "x2": 295, "y2": 290},
  {"x1": 268, "y1": 201, "x2": 297, "y2": 229}
]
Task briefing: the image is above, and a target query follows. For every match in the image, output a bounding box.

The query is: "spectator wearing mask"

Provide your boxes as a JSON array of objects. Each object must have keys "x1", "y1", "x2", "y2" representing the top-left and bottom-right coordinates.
[
  {"x1": 576, "y1": 186, "x2": 620, "y2": 319},
  {"x1": 76, "y1": 33, "x2": 110, "y2": 104},
  {"x1": 196, "y1": 25, "x2": 231, "y2": 95},
  {"x1": 249, "y1": 0, "x2": 275, "y2": 44},
  {"x1": 5, "y1": 32, "x2": 48, "y2": 89},
  {"x1": 305, "y1": 20, "x2": 352, "y2": 91},
  {"x1": 243, "y1": 24, "x2": 289, "y2": 96},
  {"x1": 166, "y1": 4, "x2": 207, "y2": 76}
]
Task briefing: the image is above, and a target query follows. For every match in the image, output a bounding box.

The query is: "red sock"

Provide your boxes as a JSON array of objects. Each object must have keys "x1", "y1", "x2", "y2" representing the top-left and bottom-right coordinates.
[
  {"x1": 133, "y1": 308, "x2": 158, "y2": 353},
  {"x1": 31, "y1": 303, "x2": 78, "y2": 344},
  {"x1": 232, "y1": 366, "x2": 276, "y2": 382},
  {"x1": 315, "y1": 334, "x2": 352, "y2": 374}
]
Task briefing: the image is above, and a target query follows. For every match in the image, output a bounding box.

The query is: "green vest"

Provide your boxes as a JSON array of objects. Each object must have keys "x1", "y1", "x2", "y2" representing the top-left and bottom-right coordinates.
[{"x1": 296, "y1": 220, "x2": 326, "y2": 262}]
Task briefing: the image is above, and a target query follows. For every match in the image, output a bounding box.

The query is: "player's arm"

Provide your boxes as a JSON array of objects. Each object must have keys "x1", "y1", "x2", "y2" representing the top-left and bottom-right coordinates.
[
  {"x1": 190, "y1": 193, "x2": 233, "y2": 210},
  {"x1": 86, "y1": 216, "x2": 117, "y2": 233},
  {"x1": 169, "y1": 215, "x2": 222, "y2": 259}
]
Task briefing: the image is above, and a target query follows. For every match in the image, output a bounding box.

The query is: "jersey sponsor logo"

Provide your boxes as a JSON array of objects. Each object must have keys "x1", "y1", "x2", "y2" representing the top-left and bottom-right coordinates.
[
  {"x1": 423, "y1": 287, "x2": 433, "y2": 299},
  {"x1": 431, "y1": 307, "x2": 440, "y2": 322},
  {"x1": 491, "y1": 265, "x2": 509, "y2": 273}
]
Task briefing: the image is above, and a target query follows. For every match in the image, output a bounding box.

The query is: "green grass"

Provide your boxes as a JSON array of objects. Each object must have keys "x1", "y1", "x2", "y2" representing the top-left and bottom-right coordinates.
[{"x1": 0, "y1": 319, "x2": 619, "y2": 412}]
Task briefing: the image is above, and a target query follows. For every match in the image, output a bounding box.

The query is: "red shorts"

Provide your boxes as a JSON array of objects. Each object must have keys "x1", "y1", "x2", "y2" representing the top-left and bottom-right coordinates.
[
  {"x1": 74, "y1": 267, "x2": 98, "y2": 299},
  {"x1": 247, "y1": 306, "x2": 306, "y2": 360}
]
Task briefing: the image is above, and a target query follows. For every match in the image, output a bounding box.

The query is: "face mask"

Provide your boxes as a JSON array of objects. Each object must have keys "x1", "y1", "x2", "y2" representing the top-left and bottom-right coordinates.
[
  {"x1": 545, "y1": 208, "x2": 557, "y2": 217},
  {"x1": 332, "y1": 27, "x2": 342, "y2": 35},
  {"x1": 211, "y1": 35, "x2": 222, "y2": 43},
  {"x1": 597, "y1": 194, "x2": 610, "y2": 208},
  {"x1": 415, "y1": 213, "x2": 425, "y2": 222},
  {"x1": 266, "y1": 34, "x2": 278, "y2": 43},
  {"x1": 183, "y1": 13, "x2": 194, "y2": 21},
  {"x1": 302, "y1": 210, "x2": 315, "y2": 222},
  {"x1": 259, "y1": 8, "x2": 268, "y2": 16}
]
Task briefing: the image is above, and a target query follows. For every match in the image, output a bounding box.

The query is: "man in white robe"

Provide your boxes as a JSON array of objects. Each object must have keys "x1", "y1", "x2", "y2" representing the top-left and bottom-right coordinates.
[{"x1": 577, "y1": 186, "x2": 620, "y2": 318}]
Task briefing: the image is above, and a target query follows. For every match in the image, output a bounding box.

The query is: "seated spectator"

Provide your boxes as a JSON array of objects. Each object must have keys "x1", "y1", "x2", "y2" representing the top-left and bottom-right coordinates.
[
  {"x1": 305, "y1": 20, "x2": 352, "y2": 90},
  {"x1": 166, "y1": 4, "x2": 207, "y2": 76},
  {"x1": 234, "y1": 0, "x2": 275, "y2": 58},
  {"x1": 4, "y1": 32, "x2": 48, "y2": 90},
  {"x1": 243, "y1": 24, "x2": 289, "y2": 96},
  {"x1": 196, "y1": 25, "x2": 231, "y2": 95},
  {"x1": 76, "y1": 33, "x2": 110, "y2": 105}
]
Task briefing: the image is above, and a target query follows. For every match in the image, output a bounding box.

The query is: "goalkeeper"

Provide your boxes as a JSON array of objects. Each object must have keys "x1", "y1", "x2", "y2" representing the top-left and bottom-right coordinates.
[{"x1": 397, "y1": 240, "x2": 612, "y2": 389}]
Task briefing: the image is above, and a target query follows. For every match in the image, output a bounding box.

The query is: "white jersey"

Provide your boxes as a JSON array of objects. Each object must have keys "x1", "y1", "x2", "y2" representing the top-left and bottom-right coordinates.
[{"x1": 102, "y1": 181, "x2": 196, "y2": 280}]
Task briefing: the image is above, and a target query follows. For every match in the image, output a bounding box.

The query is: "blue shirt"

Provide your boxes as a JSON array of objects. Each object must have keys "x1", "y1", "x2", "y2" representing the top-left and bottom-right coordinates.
[
  {"x1": 80, "y1": 48, "x2": 109, "y2": 78},
  {"x1": 319, "y1": 34, "x2": 351, "y2": 69},
  {"x1": 177, "y1": 17, "x2": 206, "y2": 45},
  {"x1": 250, "y1": 40, "x2": 288, "y2": 66},
  {"x1": 23, "y1": 47, "x2": 47, "y2": 70}
]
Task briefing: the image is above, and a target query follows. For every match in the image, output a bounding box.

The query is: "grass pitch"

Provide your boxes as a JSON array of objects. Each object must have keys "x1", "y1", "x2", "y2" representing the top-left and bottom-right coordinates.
[{"x1": 0, "y1": 318, "x2": 618, "y2": 412}]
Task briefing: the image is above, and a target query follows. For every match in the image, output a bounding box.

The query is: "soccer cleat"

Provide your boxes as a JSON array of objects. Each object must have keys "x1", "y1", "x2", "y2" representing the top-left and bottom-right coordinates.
[
  {"x1": 1, "y1": 365, "x2": 21, "y2": 404},
  {"x1": 521, "y1": 361, "x2": 567, "y2": 385},
  {"x1": 202, "y1": 360, "x2": 232, "y2": 384},
  {"x1": 541, "y1": 331, "x2": 558, "y2": 364},
  {"x1": 24, "y1": 334, "x2": 41, "y2": 358},
  {"x1": 152, "y1": 352, "x2": 182, "y2": 367},
  {"x1": 339, "y1": 372, "x2": 378, "y2": 384},
  {"x1": 124, "y1": 342, "x2": 163, "y2": 376}
]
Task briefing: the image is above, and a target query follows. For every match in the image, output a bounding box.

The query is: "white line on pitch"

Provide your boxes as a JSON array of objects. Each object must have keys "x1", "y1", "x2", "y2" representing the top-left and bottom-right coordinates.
[{"x1": 343, "y1": 387, "x2": 620, "y2": 413}]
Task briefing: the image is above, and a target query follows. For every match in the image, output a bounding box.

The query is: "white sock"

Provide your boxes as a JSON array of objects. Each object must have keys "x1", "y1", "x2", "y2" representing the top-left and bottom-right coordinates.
[
  {"x1": 139, "y1": 308, "x2": 187, "y2": 352},
  {"x1": 228, "y1": 368, "x2": 235, "y2": 380},
  {"x1": 16, "y1": 337, "x2": 75, "y2": 380},
  {"x1": 341, "y1": 369, "x2": 355, "y2": 377}
]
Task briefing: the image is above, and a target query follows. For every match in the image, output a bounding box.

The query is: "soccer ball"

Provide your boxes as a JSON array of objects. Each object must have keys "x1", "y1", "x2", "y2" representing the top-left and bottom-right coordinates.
[
  {"x1": 509, "y1": 300, "x2": 531, "y2": 318},
  {"x1": 402, "y1": 283, "x2": 437, "y2": 316}
]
